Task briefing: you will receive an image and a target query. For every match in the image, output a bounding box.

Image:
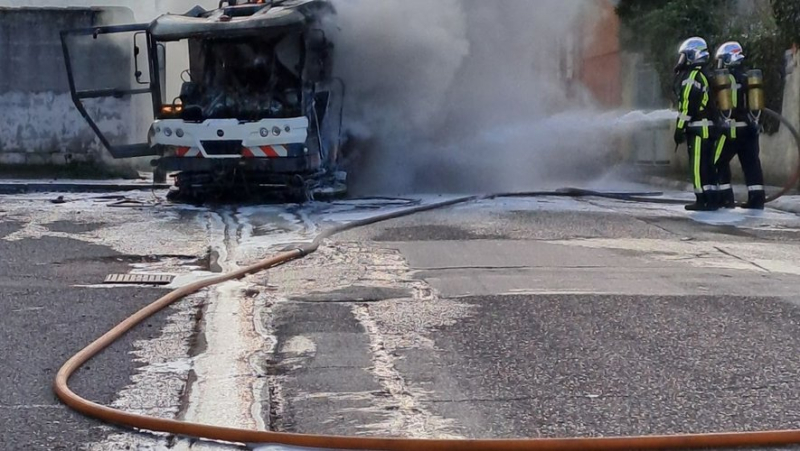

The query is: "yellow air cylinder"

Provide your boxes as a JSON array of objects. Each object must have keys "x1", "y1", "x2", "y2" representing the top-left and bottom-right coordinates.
[
  {"x1": 747, "y1": 69, "x2": 765, "y2": 112},
  {"x1": 713, "y1": 69, "x2": 733, "y2": 113}
]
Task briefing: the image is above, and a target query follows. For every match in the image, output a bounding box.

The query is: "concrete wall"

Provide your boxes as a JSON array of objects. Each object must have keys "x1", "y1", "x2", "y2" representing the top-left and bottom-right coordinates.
[
  {"x1": 758, "y1": 47, "x2": 800, "y2": 185},
  {"x1": 616, "y1": 52, "x2": 674, "y2": 167},
  {"x1": 0, "y1": 2, "x2": 213, "y2": 171},
  {"x1": 0, "y1": 7, "x2": 140, "y2": 167}
]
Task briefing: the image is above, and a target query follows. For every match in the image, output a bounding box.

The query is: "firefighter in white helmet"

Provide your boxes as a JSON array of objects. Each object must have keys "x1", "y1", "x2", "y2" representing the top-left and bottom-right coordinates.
[
  {"x1": 712, "y1": 41, "x2": 766, "y2": 210},
  {"x1": 674, "y1": 37, "x2": 720, "y2": 211}
]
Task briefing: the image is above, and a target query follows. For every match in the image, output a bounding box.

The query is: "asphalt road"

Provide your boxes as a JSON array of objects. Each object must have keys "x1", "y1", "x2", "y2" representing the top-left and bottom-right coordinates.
[
  {"x1": 5, "y1": 190, "x2": 800, "y2": 451},
  {"x1": 0, "y1": 207, "x2": 183, "y2": 450},
  {"x1": 414, "y1": 293, "x2": 800, "y2": 438},
  {"x1": 265, "y1": 196, "x2": 800, "y2": 449}
]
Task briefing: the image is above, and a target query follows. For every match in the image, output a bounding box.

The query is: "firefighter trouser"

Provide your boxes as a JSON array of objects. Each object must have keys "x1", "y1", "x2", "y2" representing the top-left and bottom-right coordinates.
[
  {"x1": 687, "y1": 130, "x2": 718, "y2": 204},
  {"x1": 714, "y1": 125, "x2": 765, "y2": 205}
]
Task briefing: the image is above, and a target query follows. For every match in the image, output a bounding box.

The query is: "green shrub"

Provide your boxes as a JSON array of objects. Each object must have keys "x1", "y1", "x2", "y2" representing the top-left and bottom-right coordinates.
[{"x1": 772, "y1": 0, "x2": 800, "y2": 46}]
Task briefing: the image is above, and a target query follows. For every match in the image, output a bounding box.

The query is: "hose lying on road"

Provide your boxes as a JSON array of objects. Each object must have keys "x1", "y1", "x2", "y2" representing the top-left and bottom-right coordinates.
[{"x1": 53, "y1": 180, "x2": 800, "y2": 451}]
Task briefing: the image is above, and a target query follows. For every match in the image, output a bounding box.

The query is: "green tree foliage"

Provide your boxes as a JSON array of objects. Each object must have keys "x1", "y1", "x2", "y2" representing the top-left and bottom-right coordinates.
[
  {"x1": 616, "y1": 0, "x2": 785, "y2": 133},
  {"x1": 771, "y1": 0, "x2": 800, "y2": 45},
  {"x1": 728, "y1": 13, "x2": 784, "y2": 132},
  {"x1": 616, "y1": 0, "x2": 731, "y2": 99}
]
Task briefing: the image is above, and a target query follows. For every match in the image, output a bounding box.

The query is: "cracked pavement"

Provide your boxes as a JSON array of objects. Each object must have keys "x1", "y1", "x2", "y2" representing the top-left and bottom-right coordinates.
[
  {"x1": 4, "y1": 189, "x2": 800, "y2": 451},
  {"x1": 266, "y1": 194, "x2": 800, "y2": 448}
]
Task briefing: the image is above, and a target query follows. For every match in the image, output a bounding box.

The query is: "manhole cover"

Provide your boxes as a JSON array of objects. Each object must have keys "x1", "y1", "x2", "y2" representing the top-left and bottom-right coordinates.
[{"x1": 105, "y1": 274, "x2": 175, "y2": 285}]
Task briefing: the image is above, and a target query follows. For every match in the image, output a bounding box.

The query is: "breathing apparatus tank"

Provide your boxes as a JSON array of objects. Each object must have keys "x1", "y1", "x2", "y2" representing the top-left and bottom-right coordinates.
[
  {"x1": 713, "y1": 69, "x2": 734, "y2": 118},
  {"x1": 747, "y1": 69, "x2": 765, "y2": 113}
]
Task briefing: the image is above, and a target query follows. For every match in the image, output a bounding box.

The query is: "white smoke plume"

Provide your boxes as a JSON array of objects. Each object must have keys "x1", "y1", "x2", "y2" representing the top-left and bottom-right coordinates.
[{"x1": 328, "y1": 0, "x2": 626, "y2": 195}]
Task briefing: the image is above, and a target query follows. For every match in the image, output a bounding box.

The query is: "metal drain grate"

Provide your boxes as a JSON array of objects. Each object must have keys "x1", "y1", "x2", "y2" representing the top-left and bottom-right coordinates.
[{"x1": 104, "y1": 274, "x2": 175, "y2": 285}]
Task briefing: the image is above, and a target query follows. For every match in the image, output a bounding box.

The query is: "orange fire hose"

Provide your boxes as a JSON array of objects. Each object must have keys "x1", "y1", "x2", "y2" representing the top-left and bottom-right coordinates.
[{"x1": 53, "y1": 118, "x2": 800, "y2": 450}]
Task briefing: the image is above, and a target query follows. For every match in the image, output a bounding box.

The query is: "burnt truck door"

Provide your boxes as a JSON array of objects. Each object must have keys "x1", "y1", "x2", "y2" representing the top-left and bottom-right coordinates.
[{"x1": 60, "y1": 23, "x2": 163, "y2": 159}]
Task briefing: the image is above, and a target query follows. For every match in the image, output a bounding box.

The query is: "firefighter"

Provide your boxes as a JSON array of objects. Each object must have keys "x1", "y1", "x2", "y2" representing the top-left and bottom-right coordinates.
[
  {"x1": 674, "y1": 37, "x2": 720, "y2": 211},
  {"x1": 712, "y1": 41, "x2": 766, "y2": 210}
]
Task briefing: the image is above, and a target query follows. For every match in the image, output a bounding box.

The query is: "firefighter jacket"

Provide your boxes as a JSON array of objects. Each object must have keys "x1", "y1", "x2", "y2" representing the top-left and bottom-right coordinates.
[{"x1": 675, "y1": 65, "x2": 715, "y2": 139}]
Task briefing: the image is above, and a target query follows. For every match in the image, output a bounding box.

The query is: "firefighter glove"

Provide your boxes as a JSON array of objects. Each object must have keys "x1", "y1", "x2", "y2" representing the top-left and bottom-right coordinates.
[{"x1": 674, "y1": 128, "x2": 686, "y2": 146}]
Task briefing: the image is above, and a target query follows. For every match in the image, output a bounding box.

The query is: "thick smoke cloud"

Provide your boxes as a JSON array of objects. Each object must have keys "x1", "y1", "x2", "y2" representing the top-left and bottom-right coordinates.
[
  {"x1": 329, "y1": 0, "x2": 621, "y2": 195},
  {"x1": 328, "y1": 0, "x2": 469, "y2": 136}
]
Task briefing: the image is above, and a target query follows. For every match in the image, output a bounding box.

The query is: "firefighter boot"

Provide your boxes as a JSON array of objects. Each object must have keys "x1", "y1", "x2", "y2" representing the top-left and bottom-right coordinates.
[
  {"x1": 705, "y1": 190, "x2": 722, "y2": 211},
  {"x1": 720, "y1": 188, "x2": 736, "y2": 209},
  {"x1": 686, "y1": 193, "x2": 710, "y2": 211},
  {"x1": 740, "y1": 189, "x2": 765, "y2": 210},
  {"x1": 686, "y1": 192, "x2": 720, "y2": 211}
]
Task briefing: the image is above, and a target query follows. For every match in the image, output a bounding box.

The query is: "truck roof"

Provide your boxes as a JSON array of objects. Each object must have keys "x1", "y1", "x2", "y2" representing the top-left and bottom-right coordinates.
[{"x1": 149, "y1": 0, "x2": 332, "y2": 41}]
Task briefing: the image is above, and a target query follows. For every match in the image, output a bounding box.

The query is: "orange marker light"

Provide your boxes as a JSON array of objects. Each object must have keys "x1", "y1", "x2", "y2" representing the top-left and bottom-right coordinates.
[{"x1": 161, "y1": 105, "x2": 183, "y2": 114}]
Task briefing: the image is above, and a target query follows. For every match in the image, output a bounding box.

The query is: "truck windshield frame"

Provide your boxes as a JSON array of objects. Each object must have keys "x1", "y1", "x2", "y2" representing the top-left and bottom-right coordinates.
[{"x1": 154, "y1": 31, "x2": 307, "y2": 123}]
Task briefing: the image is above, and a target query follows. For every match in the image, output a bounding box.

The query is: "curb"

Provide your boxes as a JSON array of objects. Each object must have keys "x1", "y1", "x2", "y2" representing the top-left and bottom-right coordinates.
[{"x1": 635, "y1": 174, "x2": 694, "y2": 193}]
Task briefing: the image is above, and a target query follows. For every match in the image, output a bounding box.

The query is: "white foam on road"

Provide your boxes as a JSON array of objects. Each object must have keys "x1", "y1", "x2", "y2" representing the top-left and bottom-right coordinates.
[
  {"x1": 172, "y1": 211, "x2": 269, "y2": 450},
  {"x1": 454, "y1": 189, "x2": 800, "y2": 232},
  {"x1": 350, "y1": 304, "x2": 462, "y2": 439},
  {"x1": 281, "y1": 336, "x2": 317, "y2": 355}
]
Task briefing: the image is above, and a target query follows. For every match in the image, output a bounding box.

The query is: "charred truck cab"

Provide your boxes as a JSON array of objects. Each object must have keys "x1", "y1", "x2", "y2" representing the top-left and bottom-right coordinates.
[{"x1": 61, "y1": 0, "x2": 346, "y2": 202}]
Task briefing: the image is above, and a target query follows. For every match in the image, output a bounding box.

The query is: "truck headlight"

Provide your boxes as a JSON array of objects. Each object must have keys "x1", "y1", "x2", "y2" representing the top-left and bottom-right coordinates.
[
  {"x1": 164, "y1": 128, "x2": 173, "y2": 137},
  {"x1": 176, "y1": 129, "x2": 184, "y2": 138},
  {"x1": 260, "y1": 127, "x2": 269, "y2": 137}
]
